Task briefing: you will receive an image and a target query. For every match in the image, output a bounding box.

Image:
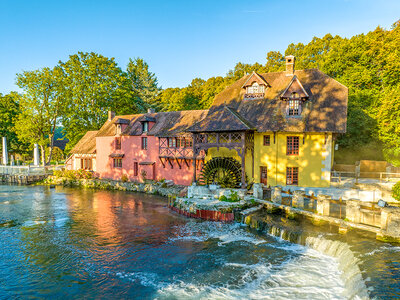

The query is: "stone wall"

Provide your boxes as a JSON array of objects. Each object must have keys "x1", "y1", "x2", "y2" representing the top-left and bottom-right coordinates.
[{"x1": 43, "y1": 176, "x2": 185, "y2": 197}]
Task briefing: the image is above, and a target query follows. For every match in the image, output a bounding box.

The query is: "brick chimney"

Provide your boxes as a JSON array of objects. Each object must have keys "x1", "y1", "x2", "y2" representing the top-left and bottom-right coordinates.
[
  {"x1": 285, "y1": 55, "x2": 295, "y2": 76},
  {"x1": 108, "y1": 110, "x2": 115, "y2": 121}
]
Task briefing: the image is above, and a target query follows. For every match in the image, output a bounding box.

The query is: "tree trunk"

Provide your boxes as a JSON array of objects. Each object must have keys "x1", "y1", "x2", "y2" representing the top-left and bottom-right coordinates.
[{"x1": 46, "y1": 134, "x2": 54, "y2": 165}]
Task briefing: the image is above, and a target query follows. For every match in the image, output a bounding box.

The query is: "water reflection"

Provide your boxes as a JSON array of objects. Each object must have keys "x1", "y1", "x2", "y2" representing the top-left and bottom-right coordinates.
[{"x1": 0, "y1": 185, "x2": 398, "y2": 299}]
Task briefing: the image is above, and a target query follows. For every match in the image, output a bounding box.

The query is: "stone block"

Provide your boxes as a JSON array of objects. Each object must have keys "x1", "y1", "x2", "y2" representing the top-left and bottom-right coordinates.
[
  {"x1": 316, "y1": 194, "x2": 331, "y2": 216},
  {"x1": 292, "y1": 190, "x2": 306, "y2": 209},
  {"x1": 272, "y1": 186, "x2": 282, "y2": 204},
  {"x1": 381, "y1": 206, "x2": 400, "y2": 237},
  {"x1": 253, "y1": 183, "x2": 263, "y2": 199},
  {"x1": 345, "y1": 199, "x2": 362, "y2": 223}
]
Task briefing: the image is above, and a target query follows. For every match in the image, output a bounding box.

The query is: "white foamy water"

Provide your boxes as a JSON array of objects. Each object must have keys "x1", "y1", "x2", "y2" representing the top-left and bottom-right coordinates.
[{"x1": 158, "y1": 221, "x2": 368, "y2": 300}]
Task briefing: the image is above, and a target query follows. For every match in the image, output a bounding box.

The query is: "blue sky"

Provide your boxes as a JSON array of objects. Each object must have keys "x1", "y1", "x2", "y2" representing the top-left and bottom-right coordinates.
[{"x1": 0, "y1": 0, "x2": 399, "y2": 93}]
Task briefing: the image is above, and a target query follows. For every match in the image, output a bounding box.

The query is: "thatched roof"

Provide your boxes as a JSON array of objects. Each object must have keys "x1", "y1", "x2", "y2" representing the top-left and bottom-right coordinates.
[
  {"x1": 70, "y1": 131, "x2": 98, "y2": 154},
  {"x1": 196, "y1": 69, "x2": 347, "y2": 133}
]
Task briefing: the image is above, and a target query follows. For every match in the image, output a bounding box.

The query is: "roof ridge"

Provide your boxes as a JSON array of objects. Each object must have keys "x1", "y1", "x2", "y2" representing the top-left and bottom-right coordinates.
[{"x1": 224, "y1": 105, "x2": 253, "y2": 129}]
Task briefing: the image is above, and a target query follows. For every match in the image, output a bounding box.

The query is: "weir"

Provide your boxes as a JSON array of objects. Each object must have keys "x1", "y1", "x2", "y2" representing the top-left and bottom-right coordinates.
[{"x1": 241, "y1": 208, "x2": 370, "y2": 299}]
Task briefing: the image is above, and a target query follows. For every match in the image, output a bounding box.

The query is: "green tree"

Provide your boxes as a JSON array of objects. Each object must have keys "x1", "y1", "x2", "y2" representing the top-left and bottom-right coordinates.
[
  {"x1": 58, "y1": 52, "x2": 125, "y2": 150},
  {"x1": 15, "y1": 67, "x2": 65, "y2": 165},
  {"x1": 124, "y1": 57, "x2": 161, "y2": 111},
  {"x1": 0, "y1": 92, "x2": 29, "y2": 154}
]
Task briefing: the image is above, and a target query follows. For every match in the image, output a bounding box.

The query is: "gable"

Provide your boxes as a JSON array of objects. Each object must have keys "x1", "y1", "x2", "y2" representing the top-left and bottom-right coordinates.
[{"x1": 280, "y1": 75, "x2": 309, "y2": 99}]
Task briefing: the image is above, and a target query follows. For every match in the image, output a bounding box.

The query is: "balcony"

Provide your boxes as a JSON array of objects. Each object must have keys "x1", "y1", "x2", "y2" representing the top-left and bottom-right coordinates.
[{"x1": 243, "y1": 93, "x2": 264, "y2": 100}]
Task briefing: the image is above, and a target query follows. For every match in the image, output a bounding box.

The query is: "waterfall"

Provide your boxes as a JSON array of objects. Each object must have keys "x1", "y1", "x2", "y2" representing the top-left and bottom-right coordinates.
[{"x1": 243, "y1": 213, "x2": 370, "y2": 299}]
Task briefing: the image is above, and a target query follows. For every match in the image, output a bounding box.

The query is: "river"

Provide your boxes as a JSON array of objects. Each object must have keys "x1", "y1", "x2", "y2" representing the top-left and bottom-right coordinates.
[{"x1": 0, "y1": 185, "x2": 398, "y2": 299}]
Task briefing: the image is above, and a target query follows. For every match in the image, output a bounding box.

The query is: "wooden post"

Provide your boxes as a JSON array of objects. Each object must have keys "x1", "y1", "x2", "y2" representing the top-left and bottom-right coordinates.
[
  {"x1": 192, "y1": 133, "x2": 197, "y2": 183},
  {"x1": 240, "y1": 132, "x2": 246, "y2": 188}
]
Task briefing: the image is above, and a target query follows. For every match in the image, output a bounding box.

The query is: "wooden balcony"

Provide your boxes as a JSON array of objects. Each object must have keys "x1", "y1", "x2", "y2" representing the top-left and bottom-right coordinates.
[{"x1": 243, "y1": 93, "x2": 264, "y2": 100}]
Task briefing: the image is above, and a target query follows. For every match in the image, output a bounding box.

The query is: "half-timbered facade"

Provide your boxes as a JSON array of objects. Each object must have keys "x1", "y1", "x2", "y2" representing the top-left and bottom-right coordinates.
[{"x1": 67, "y1": 56, "x2": 348, "y2": 188}]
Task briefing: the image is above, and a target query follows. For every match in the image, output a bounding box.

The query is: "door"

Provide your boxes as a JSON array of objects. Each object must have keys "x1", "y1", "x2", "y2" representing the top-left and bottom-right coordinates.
[{"x1": 260, "y1": 166, "x2": 268, "y2": 185}]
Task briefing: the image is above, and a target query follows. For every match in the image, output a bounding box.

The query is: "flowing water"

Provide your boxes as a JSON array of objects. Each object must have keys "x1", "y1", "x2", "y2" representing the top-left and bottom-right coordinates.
[{"x1": 0, "y1": 185, "x2": 398, "y2": 299}]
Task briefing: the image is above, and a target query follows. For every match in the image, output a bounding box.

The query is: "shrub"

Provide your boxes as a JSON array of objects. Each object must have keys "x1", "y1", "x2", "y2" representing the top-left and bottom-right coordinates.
[
  {"x1": 121, "y1": 174, "x2": 129, "y2": 182},
  {"x1": 219, "y1": 195, "x2": 228, "y2": 202},
  {"x1": 392, "y1": 182, "x2": 400, "y2": 201},
  {"x1": 52, "y1": 169, "x2": 93, "y2": 180}
]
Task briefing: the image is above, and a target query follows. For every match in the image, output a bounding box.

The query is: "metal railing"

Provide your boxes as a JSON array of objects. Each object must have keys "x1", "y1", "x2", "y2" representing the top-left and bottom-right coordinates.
[
  {"x1": 0, "y1": 165, "x2": 64, "y2": 175},
  {"x1": 331, "y1": 171, "x2": 400, "y2": 183}
]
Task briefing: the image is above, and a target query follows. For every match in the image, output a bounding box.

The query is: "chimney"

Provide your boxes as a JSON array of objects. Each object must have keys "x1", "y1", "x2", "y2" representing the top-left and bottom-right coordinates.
[
  {"x1": 108, "y1": 110, "x2": 115, "y2": 121},
  {"x1": 147, "y1": 108, "x2": 155, "y2": 114},
  {"x1": 285, "y1": 55, "x2": 295, "y2": 75}
]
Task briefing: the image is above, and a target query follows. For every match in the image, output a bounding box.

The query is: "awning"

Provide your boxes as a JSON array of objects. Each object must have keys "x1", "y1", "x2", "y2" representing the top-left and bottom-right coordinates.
[
  {"x1": 139, "y1": 161, "x2": 155, "y2": 165},
  {"x1": 109, "y1": 153, "x2": 125, "y2": 158}
]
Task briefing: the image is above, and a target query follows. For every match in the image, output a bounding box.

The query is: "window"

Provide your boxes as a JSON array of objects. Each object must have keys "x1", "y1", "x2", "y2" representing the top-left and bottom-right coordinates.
[
  {"x1": 185, "y1": 137, "x2": 193, "y2": 148},
  {"x1": 263, "y1": 135, "x2": 270, "y2": 146},
  {"x1": 287, "y1": 99, "x2": 301, "y2": 116},
  {"x1": 113, "y1": 158, "x2": 122, "y2": 168},
  {"x1": 134, "y1": 162, "x2": 138, "y2": 176},
  {"x1": 286, "y1": 167, "x2": 298, "y2": 185},
  {"x1": 142, "y1": 122, "x2": 148, "y2": 133},
  {"x1": 247, "y1": 82, "x2": 265, "y2": 94},
  {"x1": 286, "y1": 136, "x2": 299, "y2": 155},
  {"x1": 115, "y1": 137, "x2": 121, "y2": 150},
  {"x1": 141, "y1": 137, "x2": 148, "y2": 150},
  {"x1": 168, "y1": 137, "x2": 176, "y2": 148},
  {"x1": 81, "y1": 158, "x2": 92, "y2": 170},
  {"x1": 116, "y1": 124, "x2": 122, "y2": 135}
]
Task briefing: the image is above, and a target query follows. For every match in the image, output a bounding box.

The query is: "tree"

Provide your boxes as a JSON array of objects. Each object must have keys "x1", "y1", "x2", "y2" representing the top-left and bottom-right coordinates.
[
  {"x1": 58, "y1": 52, "x2": 125, "y2": 150},
  {"x1": 0, "y1": 92, "x2": 29, "y2": 154},
  {"x1": 15, "y1": 67, "x2": 65, "y2": 165},
  {"x1": 124, "y1": 57, "x2": 161, "y2": 111},
  {"x1": 377, "y1": 86, "x2": 400, "y2": 166}
]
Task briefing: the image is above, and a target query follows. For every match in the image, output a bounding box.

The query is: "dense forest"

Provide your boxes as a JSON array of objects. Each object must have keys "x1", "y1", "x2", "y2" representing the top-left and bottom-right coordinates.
[{"x1": 0, "y1": 22, "x2": 399, "y2": 166}]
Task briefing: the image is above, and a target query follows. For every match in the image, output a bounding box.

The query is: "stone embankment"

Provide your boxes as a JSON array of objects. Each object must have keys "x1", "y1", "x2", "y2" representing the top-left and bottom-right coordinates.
[
  {"x1": 43, "y1": 176, "x2": 185, "y2": 197},
  {"x1": 0, "y1": 174, "x2": 47, "y2": 184}
]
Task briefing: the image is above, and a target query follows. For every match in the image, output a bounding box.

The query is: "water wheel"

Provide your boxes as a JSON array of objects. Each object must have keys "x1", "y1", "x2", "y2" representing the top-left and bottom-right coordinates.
[{"x1": 199, "y1": 157, "x2": 242, "y2": 188}]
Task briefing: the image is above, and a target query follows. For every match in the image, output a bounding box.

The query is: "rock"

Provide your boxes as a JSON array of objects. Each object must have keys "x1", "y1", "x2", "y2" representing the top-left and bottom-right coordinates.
[
  {"x1": 179, "y1": 187, "x2": 188, "y2": 197},
  {"x1": 165, "y1": 180, "x2": 174, "y2": 187}
]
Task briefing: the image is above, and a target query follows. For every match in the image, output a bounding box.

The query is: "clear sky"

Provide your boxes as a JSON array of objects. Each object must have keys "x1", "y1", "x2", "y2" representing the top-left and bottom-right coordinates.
[{"x1": 0, "y1": 0, "x2": 399, "y2": 93}]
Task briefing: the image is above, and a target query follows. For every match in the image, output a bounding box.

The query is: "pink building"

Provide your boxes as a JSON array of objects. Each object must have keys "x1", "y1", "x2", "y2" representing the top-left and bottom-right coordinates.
[{"x1": 68, "y1": 109, "x2": 207, "y2": 186}]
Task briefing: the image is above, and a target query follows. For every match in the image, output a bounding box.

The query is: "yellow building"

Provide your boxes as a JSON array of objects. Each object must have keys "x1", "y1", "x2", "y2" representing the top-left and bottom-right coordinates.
[{"x1": 189, "y1": 55, "x2": 347, "y2": 188}]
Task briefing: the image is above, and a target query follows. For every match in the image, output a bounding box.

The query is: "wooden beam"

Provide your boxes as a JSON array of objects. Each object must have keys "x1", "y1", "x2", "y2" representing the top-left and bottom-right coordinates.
[
  {"x1": 167, "y1": 157, "x2": 173, "y2": 169},
  {"x1": 159, "y1": 157, "x2": 166, "y2": 168},
  {"x1": 176, "y1": 158, "x2": 182, "y2": 169}
]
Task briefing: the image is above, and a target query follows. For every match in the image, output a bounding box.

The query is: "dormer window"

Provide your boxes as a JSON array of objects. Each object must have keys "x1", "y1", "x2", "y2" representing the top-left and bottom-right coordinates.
[
  {"x1": 142, "y1": 121, "x2": 148, "y2": 133},
  {"x1": 288, "y1": 99, "x2": 301, "y2": 116},
  {"x1": 247, "y1": 82, "x2": 265, "y2": 94},
  {"x1": 242, "y1": 72, "x2": 269, "y2": 100},
  {"x1": 116, "y1": 124, "x2": 122, "y2": 135}
]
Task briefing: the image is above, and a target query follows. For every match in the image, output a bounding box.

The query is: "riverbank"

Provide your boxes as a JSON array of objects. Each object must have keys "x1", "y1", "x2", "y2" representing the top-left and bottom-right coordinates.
[{"x1": 42, "y1": 175, "x2": 186, "y2": 198}]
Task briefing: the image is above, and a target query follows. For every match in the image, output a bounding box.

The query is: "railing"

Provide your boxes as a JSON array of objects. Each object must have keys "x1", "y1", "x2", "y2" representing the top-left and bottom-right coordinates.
[
  {"x1": 331, "y1": 171, "x2": 400, "y2": 183},
  {"x1": 0, "y1": 165, "x2": 64, "y2": 176},
  {"x1": 243, "y1": 93, "x2": 264, "y2": 100}
]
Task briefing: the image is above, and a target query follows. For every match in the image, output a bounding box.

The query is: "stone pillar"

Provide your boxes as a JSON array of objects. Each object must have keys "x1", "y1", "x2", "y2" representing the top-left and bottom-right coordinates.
[
  {"x1": 345, "y1": 199, "x2": 362, "y2": 223},
  {"x1": 33, "y1": 144, "x2": 40, "y2": 166},
  {"x1": 253, "y1": 183, "x2": 263, "y2": 199},
  {"x1": 380, "y1": 207, "x2": 400, "y2": 236},
  {"x1": 272, "y1": 186, "x2": 282, "y2": 204},
  {"x1": 316, "y1": 194, "x2": 331, "y2": 216},
  {"x1": 292, "y1": 190, "x2": 306, "y2": 209},
  {"x1": 2, "y1": 137, "x2": 8, "y2": 165}
]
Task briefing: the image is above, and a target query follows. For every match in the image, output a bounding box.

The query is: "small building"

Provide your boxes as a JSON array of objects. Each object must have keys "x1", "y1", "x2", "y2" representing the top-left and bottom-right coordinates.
[
  {"x1": 67, "y1": 56, "x2": 347, "y2": 188},
  {"x1": 66, "y1": 131, "x2": 98, "y2": 171}
]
